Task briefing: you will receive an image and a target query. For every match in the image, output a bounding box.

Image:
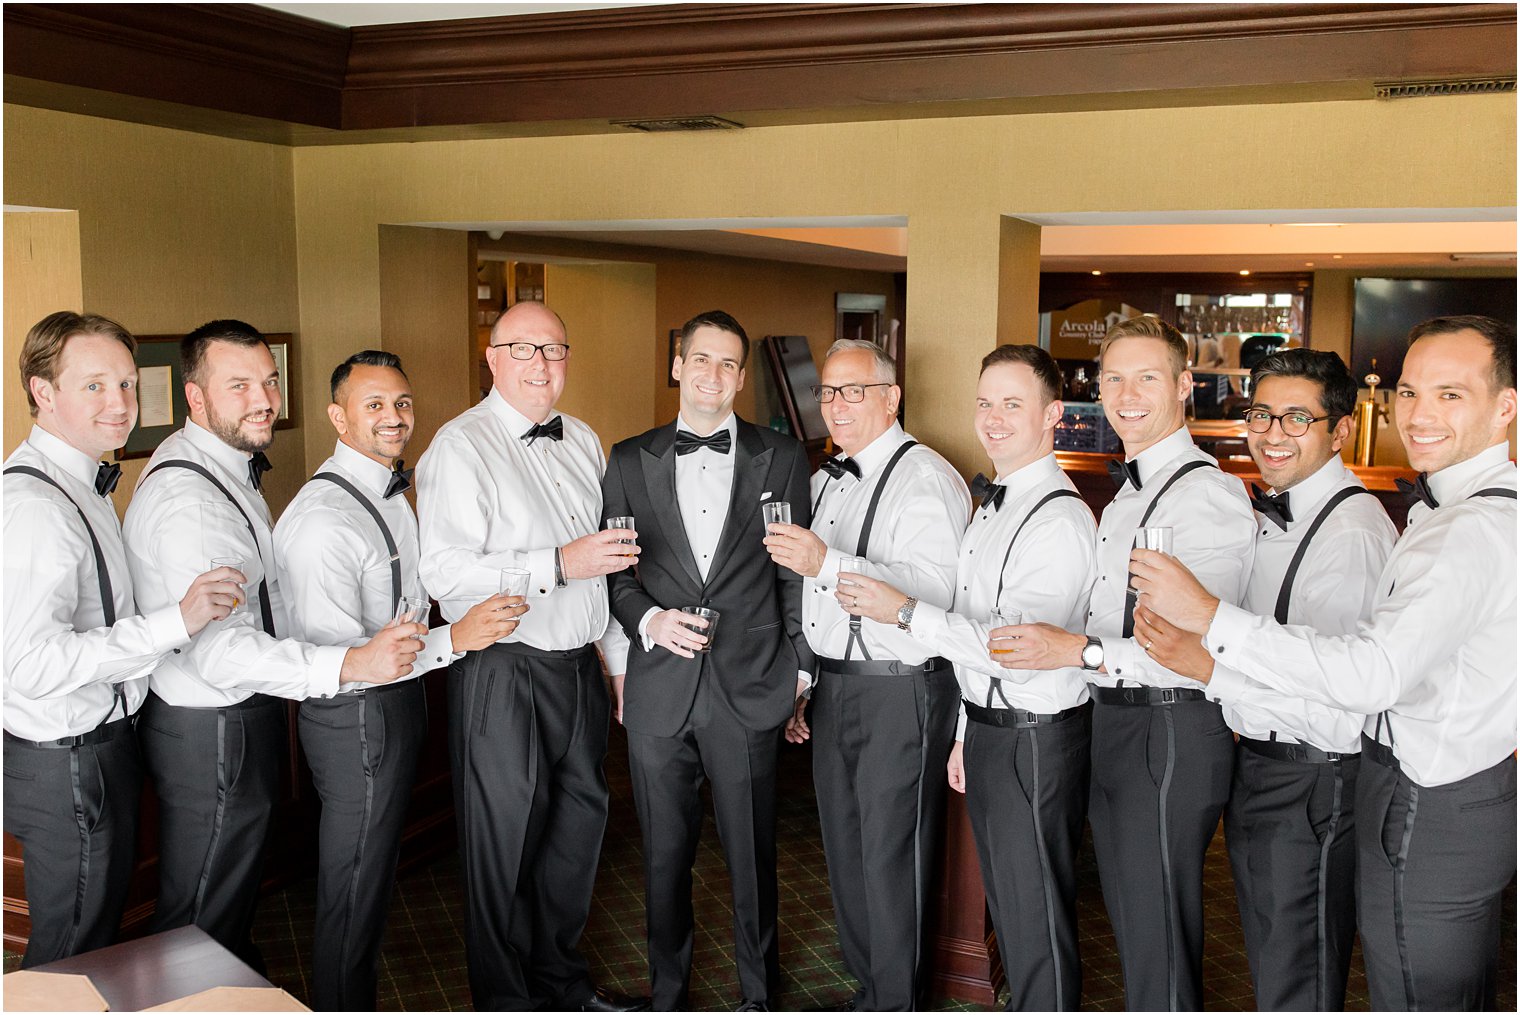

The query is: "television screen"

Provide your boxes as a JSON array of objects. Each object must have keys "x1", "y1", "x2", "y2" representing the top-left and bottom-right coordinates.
[{"x1": 1350, "y1": 277, "x2": 1516, "y2": 386}]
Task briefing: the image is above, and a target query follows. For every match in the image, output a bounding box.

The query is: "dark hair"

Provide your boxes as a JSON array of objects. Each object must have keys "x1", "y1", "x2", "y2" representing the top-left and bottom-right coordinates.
[
  {"x1": 19, "y1": 311, "x2": 137, "y2": 416},
  {"x1": 1099, "y1": 314, "x2": 1190, "y2": 378},
  {"x1": 979, "y1": 343, "x2": 1063, "y2": 404},
  {"x1": 1407, "y1": 314, "x2": 1517, "y2": 391},
  {"x1": 181, "y1": 319, "x2": 269, "y2": 386},
  {"x1": 331, "y1": 350, "x2": 408, "y2": 402},
  {"x1": 1249, "y1": 348, "x2": 1357, "y2": 423},
  {"x1": 679, "y1": 310, "x2": 749, "y2": 366}
]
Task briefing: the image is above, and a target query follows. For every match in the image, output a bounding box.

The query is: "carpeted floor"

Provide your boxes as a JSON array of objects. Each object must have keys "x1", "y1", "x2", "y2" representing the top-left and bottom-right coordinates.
[{"x1": 7, "y1": 725, "x2": 1516, "y2": 1010}]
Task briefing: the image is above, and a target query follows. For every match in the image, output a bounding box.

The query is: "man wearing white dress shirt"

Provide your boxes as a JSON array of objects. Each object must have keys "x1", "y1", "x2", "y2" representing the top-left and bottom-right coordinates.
[
  {"x1": 602, "y1": 311, "x2": 813, "y2": 1011},
  {"x1": 766, "y1": 338, "x2": 970, "y2": 1012},
  {"x1": 837, "y1": 344, "x2": 1096, "y2": 1011},
  {"x1": 999, "y1": 315, "x2": 1256, "y2": 1011},
  {"x1": 274, "y1": 351, "x2": 528, "y2": 1011},
  {"x1": 1132, "y1": 315, "x2": 1517, "y2": 1012},
  {"x1": 124, "y1": 320, "x2": 424, "y2": 970},
  {"x1": 4, "y1": 312, "x2": 241, "y2": 967},
  {"x1": 416, "y1": 301, "x2": 646, "y2": 1012}
]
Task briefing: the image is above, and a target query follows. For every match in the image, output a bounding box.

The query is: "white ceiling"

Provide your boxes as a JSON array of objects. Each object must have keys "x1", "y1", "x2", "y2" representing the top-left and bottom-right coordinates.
[{"x1": 260, "y1": 3, "x2": 668, "y2": 27}]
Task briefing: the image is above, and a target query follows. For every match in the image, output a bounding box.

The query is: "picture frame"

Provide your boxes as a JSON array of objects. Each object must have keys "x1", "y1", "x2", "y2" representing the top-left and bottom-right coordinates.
[{"x1": 116, "y1": 332, "x2": 296, "y2": 461}]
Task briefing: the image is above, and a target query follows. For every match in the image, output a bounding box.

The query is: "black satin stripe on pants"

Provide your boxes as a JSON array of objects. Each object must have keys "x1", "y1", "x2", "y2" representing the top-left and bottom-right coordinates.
[
  {"x1": 1087, "y1": 697, "x2": 1234, "y2": 1012},
  {"x1": 1225, "y1": 748, "x2": 1358, "y2": 1012},
  {"x1": 139, "y1": 692, "x2": 285, "y2": 973},
  {"x1": 963, "y1": 704, "x2": 1091, "y2": 1012},
  {"x1": 448, "y1": 643, "x2": 610, "y2": 1012},
  {"x1": 2, "y1": 724, "x2": 142, "y2": 967},
  {"x1": 1356, "y1": 746, "x2": 1516, "y2": 1012},
  {"x1": 812, "y1": 665, "x2": 959, "y2": 1012},
  {"x1": 299, "y1": 680, "x2": 427, "y2": 1012},
  {"x1": 626, "y1": 673, "x2": 781, "y2": 1011}
]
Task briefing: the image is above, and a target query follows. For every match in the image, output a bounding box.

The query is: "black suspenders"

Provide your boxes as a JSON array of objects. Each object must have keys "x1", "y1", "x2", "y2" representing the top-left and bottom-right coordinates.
[
  {"x1": 142, "y1": 460, "x2": 278, "y2": 637},
  {"x1": 1122, "y1": 460, "x2": 1215, "y2": 638},
  {"x1": 4, "y1": 466, "x2": 128, "y2": 722},
  {"x1": 313, "y1": 471, "x2": 404, "y2": 614},
  {"x1": 842, "y1": 440, "x2": 917, "y2": 662},
  {"x1": 984, "y1": 488, "x2": 1083, "y2": 708},
  {"x1": 1273, "y1": 486, "x2": 1373, "y2": 624}
]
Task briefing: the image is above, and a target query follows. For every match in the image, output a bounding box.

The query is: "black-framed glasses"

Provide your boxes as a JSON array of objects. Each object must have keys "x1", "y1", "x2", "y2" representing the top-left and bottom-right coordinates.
[
  {"x1": 810, "y1": 383, "x2": 892, "y2": 404},
  {"x1": 1243, "y1": 408, "x2": 1334, "y2": 437},
  {"x1": 490, "y1": 342, "x2": 571, "y2": 361}
]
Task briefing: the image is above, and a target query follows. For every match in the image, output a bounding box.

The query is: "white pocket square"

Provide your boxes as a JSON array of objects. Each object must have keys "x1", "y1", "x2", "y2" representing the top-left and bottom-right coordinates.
[{"x1": 761, "y1": 491, "x2": 773, "y2": 500}]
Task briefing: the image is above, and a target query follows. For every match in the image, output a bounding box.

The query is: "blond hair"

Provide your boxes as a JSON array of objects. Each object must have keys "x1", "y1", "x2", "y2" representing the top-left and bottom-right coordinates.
[{"x1": 19, "y1": 311, "x2": 137, "y2": 416}]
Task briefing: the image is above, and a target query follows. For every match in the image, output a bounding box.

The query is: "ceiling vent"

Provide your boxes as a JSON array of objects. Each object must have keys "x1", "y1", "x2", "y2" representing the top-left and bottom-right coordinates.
[
  {"x1": 1375, "y1": 78, "x2": 1515, "y2": 99},
  {"x1": 611, "y1": 115, "x2": 744, "y2": 132}
]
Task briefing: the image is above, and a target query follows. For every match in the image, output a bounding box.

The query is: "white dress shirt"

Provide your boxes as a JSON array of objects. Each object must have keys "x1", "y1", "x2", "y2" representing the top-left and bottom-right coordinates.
[
  {"x1": 1089, "y1": 426, "x2": 1256, "y2": 689},
  {"x1": 803, "y1": 423, "x2": 970, "y2": 665},
  {"x1": 4, "y1": 426, "x2": 190, "y2": 739},
  {"x1": 1211, "y1": 455, "x2": 1397, "y2": 753},
  {"x1": 415, "y1": 389, "x2": 629, "y2": 671},
  {"x1": 123, "y1": 420, "x2": 346, "y2": 707},
  {"x1": 274, "y1": 441, "x2": 459, "y2": 693},
  {"x1": 1206, "y1": 442, "x2": 1517, "y2": 786},
  {"x1": 908, "y1": 453, "x2": 1096, "y2": 739}
]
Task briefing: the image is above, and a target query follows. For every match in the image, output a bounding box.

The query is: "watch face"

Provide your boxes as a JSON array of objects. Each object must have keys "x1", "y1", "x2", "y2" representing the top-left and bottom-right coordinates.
[{"x1": 1082, "y1": 641, "x2": 1102, "y2": 668}]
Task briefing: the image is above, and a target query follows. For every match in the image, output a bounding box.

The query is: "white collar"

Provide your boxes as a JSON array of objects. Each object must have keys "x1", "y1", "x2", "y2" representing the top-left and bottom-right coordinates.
[
  {"x1": 1128, "y1": 426, "x2": 1195, "y2": 487},
  {"x1": 1427, "y1": 442, "x2": 1513, "y2": 504},
  {"x1": 847, "y1": 421, "x2": 910, "y2": 479},
  {"x1": 330, "y1": 440, "x2": 397, "y2": 499},
  {"x1": 183, "y1": 418, "x2": 259, "y2": 488},
  {"x1": 486, "y1": 387, "x2": 558, "y2": 439},
  {"x1": 26, "y1": 424, "x2": 102, "y2": 490}
]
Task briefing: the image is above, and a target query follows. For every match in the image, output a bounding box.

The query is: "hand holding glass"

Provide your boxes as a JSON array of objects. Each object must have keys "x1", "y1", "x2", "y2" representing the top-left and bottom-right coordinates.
[
  {"x1": 605, "y1": 517, "x2": 637, "y2": 557},
  {"x1": 989, "y1": 608, "x2": 1024, "y2": 656},
  {"x1": 1131, "y1": 526, "x2": 1173, "y2": 593},
  {"x1": 393, "y1": 595, "x2": 429, "y2": 626},
  {"x1": 680, "y1": 607, "x2": 720, "y2": 653},
  {"x1": 762, "y1": 501, "x2": 792, "y2": 528},
  {"x1": 210, "y1": 556, "x2": 246, "y2": 612},
  {"x1": 838, "y1": 555, "x2": 869, "y2": 587},
  {"x1": 499, "y1": 567, "x2": 531, "y2": 598}
]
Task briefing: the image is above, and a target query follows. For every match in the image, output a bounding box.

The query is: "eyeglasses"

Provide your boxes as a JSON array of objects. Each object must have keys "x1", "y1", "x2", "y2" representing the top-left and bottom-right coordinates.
[
  {"x1": 490, "y1": 342, "x2": 570, "y2": 361},
  {"x1": 810, "y1": 383, "x2": 892, "y2": 404},
  {"x1": 1242, "y1": 408, "x2": 1334, "y2": 437}
]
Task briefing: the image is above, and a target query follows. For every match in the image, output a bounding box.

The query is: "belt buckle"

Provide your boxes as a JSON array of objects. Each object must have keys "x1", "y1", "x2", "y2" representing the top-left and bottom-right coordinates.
[
  {"x1": 1160, "y1": 688, "x2": 1176, "y2": 704},
  {"x1": 1023, "y1": 711, "x2": 1038, "y2": 726}
]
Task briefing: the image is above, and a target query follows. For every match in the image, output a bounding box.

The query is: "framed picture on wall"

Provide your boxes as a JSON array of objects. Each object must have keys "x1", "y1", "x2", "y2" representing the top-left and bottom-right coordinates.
[{"x1": 116, "y1": 332, "x2": 296, "y2": 460}]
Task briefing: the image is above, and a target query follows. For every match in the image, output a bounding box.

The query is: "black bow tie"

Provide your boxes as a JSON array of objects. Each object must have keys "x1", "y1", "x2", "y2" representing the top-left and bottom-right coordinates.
[
  {"x1": 1396, "y1": 473, "x2": 1439, "y2": 510},
  {"x1": 385, "y1": 460, "x2": 413, "y2": 499},
  {"x1": 1249, "y1": 484, "x2": 1292, "y2": 530},
  {"x1": 970, "y1": 473, "x2": 1006, "y2": 512},
  {"x1": 1107, "y1": 458, "x2": 1142, "y2": 491},
  {"x1": 248, "y1": 451, "x2": 272, "y2": 492},
  {"x1": 675, "y1": 429, "x2": 732, "y2": 456},
  {"x1": 95, "y1": 462, "x2": 121, "y2": 498},
  {"x1": 521, "y1": 417, "x2": 563, "y2": 445},
  {"x1": 821, "y1": 456, "x2": 862, "y2": 481}
]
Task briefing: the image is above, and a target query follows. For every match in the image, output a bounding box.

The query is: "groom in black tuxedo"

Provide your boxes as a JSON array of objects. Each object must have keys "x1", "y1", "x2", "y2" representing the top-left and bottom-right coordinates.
[{"x1": 602, "y1": 310, "x2": 814, "y2": 1012}]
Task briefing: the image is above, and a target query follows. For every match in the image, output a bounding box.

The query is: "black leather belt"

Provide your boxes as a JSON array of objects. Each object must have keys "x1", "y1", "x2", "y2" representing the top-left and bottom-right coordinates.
[
  {"x1": 1090, "y1": 685, "x2": 1206, "y2": 706},
  {"x1": 1240, "y1": 734, "x2": 1354, "y2": 765},
  {"x1": 4, "y1": 715, "x2": 134, "y2": 750},
  {"x1": 486, "y1": 641, "x2": 597, "y2": 662},
  {"x1": 1361, "y1": 734, "x2": 1401, "y2": 772},
  {"x1": 307, "y1": 678, "x2": 424, "y2": 705},
  {"x1": 963, "y1": 700, "x2": 1087, "y2": 729},
  {"x1": 818, "y1": 656, "x2": 951, "y2": 677}
]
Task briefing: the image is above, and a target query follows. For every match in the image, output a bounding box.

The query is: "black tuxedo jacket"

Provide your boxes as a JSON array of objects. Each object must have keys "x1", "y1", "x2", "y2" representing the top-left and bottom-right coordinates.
[{"x1": 602, "y1": 417, "x2": 815, "y2": 737}]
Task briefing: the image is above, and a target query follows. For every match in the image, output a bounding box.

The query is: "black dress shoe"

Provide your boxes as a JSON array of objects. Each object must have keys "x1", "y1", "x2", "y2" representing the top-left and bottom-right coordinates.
[
  {"x1": 735, "y1": 1001, "x2": 770, "y2": 1012},
  {"x1": 573, "y1": 986, "x2": 652, "y2": 1012}
]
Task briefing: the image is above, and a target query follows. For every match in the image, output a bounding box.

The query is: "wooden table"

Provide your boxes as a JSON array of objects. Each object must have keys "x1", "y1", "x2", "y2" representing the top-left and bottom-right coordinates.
[{"x1": 29, "y1": 926, "x2": 273, "y2": 1011}]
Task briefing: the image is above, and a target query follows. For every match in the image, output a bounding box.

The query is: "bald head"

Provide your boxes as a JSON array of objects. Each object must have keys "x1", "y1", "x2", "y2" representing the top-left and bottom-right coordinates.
[
  {"x1": 485, "y1": 300, "x2": 570, "y2": 422},
  {"x1": 491, "y1": 301, "x2": 566, "y2": 347}
]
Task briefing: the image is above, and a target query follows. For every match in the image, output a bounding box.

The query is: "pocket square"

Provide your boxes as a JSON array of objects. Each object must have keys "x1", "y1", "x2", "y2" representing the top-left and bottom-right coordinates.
[{"x1": 761, "y1": 491, "x2": 772, "y2": 500}]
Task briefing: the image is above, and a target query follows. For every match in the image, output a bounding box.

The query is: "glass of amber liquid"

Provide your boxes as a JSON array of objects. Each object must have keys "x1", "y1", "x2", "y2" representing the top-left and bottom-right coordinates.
[
  {"x1": 989, "y1": 608, "x2": 1023, "y2": 655},
  {"x1": 605, "y1": 516, "x2": 637, "y2": 557},
  {"x1": 210, "y1": 556, "x2": 246, "y2": 613}
]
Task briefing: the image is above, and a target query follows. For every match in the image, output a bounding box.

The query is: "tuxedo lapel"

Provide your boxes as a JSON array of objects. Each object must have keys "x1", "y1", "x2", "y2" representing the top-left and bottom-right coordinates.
[
  {"x1": 641, "y1": 424, "x2": 704, "y2": 590},
  {"x1": 707, "y1": 420, "x2": 773, "y2": 588}
]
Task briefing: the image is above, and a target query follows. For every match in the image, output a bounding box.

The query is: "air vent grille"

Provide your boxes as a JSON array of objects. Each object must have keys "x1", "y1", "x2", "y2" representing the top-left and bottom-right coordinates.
[
  {"x1": 611, "y1": 115, "x2": 744, "y2": 132},
  {"x1": 1375, "y1": 78, "x2": 1515, "y2": 99}
]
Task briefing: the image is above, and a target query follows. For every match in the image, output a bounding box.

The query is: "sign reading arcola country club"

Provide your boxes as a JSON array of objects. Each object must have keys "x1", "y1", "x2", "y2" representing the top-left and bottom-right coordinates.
[{"x1": 1043, "y1": 298, "x2": 1145, "y2": 360}]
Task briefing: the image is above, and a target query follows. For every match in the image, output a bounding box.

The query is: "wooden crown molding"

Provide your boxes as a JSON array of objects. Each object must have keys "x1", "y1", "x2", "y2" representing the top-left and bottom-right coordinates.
[{"x1": 4, "y1": 2, "x2": 1515, "y2": 137}]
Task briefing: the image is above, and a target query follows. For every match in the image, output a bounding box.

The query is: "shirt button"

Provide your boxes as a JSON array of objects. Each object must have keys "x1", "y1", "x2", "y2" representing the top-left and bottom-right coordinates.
[
  {"x1": 1101, "y1": 576, "x2": 1106, "y2": 581},
  {"x1": 1101, "y1": 537, "x2": 1107, "y2": 542},
  {"x1": 1115, "y1": 667, "x2": 1123, "y2": 675},
  {"x1": 1217, "y1": 645, "x2": 1226, "y2": 652}
]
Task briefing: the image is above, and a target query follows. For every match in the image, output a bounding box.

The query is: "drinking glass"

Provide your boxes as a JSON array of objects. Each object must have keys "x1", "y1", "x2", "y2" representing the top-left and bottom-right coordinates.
[
  {"x1": 680, "y1": 606, "x2": 720, "y2": 653},
  {"x1": 838, "y1": 555, "x2": 869, "y2": 587},
  {"x1": 210, "y1": 556, "x2": 246, "y2": 613},
  {"x1": 605, "y1": 516, "x2": 637, "y2": 556},
  {"x1": 393, "y1": 595, "x2": 429, "y2": 626},
  {"x1": 1130, "y1": 526, "x2": 1173, "y2": 593},
  {"x1": 762, "y1": 501, "x2": 792, "y2": 527},
  {"x1": 989, "y1": 608, "x2": 1023, "y2": 656},
  {"x1": 499, "y1": 567, "x2": 531, "y2": 598}
]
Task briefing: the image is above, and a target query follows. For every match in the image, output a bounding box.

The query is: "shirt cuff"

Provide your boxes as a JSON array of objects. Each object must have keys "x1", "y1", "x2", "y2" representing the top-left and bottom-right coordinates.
[
  {"x1": 422, "y1": 625, "x2": 459, "y2": 672},
  {"x1": 817, "y1": 546, "x2": 845, "y2": 587},
  {"x1": 527, "y1": 547, "x2": 557, "y2": 597},
  {"x1": 597, "y1": 637, "x2": 629, "y2": 676},
  {"x1": 1100, "y1": 635, "x2": 1144, "y2": 682},
  {"x1": 911, "y1": 602, "x2": 949, "y2": 645},
  {"x1": 795, "y1": 668, "x2": 813, "y2": 694},
  {"x1": 144, "y1": 604, "x2": 192, "y2": 652},
  {"x1": 637, "y1": 607, "x2": 661, "y2": 651},
  {"x1": 307, "y1": 645, "x2": 347, "y2": 699},
  {"x1": 955, "y1": 705, "x2": 968, "y2": 742},
  {"x1": 1205, "y1": 660, "x2": 1250, "y2": 706},
  {"x1": 1205, "y1": 602, "x2": 1256, "y2": 662}
]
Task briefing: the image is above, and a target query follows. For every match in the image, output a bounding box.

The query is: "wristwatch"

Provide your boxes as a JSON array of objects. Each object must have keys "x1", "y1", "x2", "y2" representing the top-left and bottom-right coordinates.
[
  {"x1": 1080, "y1": 635, "x2": 1104, "y2": 672},
  {"x1": 896, "y1": 596, "x2": 918, "y2": 632}
]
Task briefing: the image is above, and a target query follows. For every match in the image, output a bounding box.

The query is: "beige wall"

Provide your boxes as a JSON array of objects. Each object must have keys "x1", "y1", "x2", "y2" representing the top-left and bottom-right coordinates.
[
  {"x1": 4, "y1": 211, "x2": 83, "y2": 453},
  {"x1": 3, "y1": 105, "x2": 309, "y2": 512}
]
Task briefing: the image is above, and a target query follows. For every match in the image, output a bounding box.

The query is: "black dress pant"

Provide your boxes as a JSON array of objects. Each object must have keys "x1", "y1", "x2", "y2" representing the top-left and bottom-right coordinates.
[
  {"x1": 963, "y1": 703, "x2": 1091, "y2": 1012},
  {"x1": 299, "y1": 679, "x2": 427, "y2": 1011},
  {"x1": 812, "y1": 663, "x2": 959, "y2": 1012},
  {"x1": 449, "y1": 643, "x2": 610, "y2": 1011},
  {"x1": 2, "y1": 717, "x2": 141, "y2": 967},
  {"x1": 1088, "y1": 696, "x2": 1234, "y2": 1012},
  {"x1": 626, "y1": 674, "x2": 782, "y2": 1010},
  {"x1": 139, "y1": 692, "x2": 285, "y2": 972},
  {"x1": 1356, "y1": 741, "x2": 1516, "y2": 1012},
  {"x1": 1225, "y1": 742, "x2": 1358, "y2": 1012}
]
